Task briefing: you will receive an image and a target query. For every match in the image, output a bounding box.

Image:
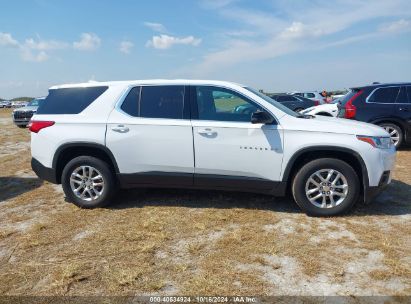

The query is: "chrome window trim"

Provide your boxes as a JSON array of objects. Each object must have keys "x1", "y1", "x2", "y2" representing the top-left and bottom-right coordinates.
[{"x1": 365, "y1": 86, "x2": 409, "y2": 105}]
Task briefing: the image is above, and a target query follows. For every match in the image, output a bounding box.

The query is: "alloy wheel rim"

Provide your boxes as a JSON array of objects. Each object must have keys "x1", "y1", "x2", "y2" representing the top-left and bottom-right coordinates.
[
  {"x1": 305, "y1": 169, "x2": 348, "y2": 208},
  {"x1": 382, "y1": 126, "x2": 400, "y2": 146},
  {"x1": 70, "y1": 166, "x2": 105, "y2": 201}
]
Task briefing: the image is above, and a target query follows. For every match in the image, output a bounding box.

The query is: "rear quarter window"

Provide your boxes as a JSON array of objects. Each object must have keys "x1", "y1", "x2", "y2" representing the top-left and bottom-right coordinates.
[
  {"x1": 367, "y1": 87, "x2": 400, "y2": 104},
  {"x1": 37, "y1": 86, "x2": 108, "y2": 114}
]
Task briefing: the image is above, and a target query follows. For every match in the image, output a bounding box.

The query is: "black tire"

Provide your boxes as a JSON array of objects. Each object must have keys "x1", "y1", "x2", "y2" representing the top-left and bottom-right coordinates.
[
  {"x1": 294, "y1": 108, "x2": 304, "y2": 112},
  {"x1": 17, "y1": 125, "x2": 27, "y2": 128},
  {"x1": 377, "y1": 122, "x2": 403, "y2": 148},
  {"x1": 292, "y1": 158, "x2": 360, "y2": 216},
  {"x1": 61, "y1": 156, "x2": 117, "y2": 208}
]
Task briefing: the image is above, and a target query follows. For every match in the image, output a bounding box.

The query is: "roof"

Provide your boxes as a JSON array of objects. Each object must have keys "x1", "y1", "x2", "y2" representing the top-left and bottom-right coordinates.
[
  {"x1": 49, "y1": 79, "x2": 245, "y2": 90},
  {"x1": 352, "y1": 82, "x2": 411, "y2": 90}
]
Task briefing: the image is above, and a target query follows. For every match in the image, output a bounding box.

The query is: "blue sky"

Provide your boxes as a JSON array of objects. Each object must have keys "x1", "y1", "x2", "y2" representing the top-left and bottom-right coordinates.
[{"x1": 0, "y1": 0, "x2": 411, "y2": 98}]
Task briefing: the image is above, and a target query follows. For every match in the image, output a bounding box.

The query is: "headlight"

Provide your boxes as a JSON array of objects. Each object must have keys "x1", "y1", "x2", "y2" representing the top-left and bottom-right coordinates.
[{"x1": 356, "y1": 135, "x2": 393, "y2": 149}]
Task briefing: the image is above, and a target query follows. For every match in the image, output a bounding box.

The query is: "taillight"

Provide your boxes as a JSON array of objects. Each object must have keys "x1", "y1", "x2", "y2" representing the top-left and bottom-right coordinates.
[
  {"x1": 344, "y1": 90, "x2": 363, "y2": 119},
  {"x1": 313, "y1": 100, "x2": 320, "y2": 106},
  {"x1": 28, "y1": 120, "x2": 55, "y2": 133}
]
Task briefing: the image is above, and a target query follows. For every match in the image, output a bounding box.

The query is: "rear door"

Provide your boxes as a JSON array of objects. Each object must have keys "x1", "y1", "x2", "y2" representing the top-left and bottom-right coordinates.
[
  {"x1": 396, "y1": 86, "x2": 411, "y2": 142},
  {"x1": 358, "y1": 86, "x2": 398, "y2": 122},
  {"x1": 106, "y1": 85, "x2": 194, "y2": 186},
  {"x1": 191, "y1": 85, "x2": 284, "y2": 190}
]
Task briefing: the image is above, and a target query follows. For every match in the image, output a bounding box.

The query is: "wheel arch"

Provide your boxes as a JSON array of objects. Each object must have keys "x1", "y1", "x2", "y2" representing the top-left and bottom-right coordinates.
[
  {"x1": 370, "y1": 118, "x2": 406, "y2": 133},
  {"x1": 282, "y1": 146, "x2": 369, "y2": 200},
  {"x1": 53, "y1": 142, "x2": 119, "y2": 184}
]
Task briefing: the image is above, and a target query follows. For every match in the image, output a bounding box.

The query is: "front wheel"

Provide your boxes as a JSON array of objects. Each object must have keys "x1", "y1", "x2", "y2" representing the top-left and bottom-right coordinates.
[
  {"x1": 292, "y1": 158, "x2": 360, "y2": 216},
  {"x1": 62, "y1": 156, "x2": 117, "y2": 208}
]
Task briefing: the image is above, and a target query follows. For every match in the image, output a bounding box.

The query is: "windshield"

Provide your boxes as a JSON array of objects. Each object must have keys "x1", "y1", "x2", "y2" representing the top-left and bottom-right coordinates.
[
  {"x1": 243, "y1": 87, "x2": 299, "y2": 117},
  {"x1": 28, "y1": 98, "x2": 44, "y2": 107}
]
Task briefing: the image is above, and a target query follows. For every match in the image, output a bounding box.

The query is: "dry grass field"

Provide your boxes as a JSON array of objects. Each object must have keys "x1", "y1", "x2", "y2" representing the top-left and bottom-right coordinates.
[{"x1": 0, "y1": 108, "x2": 410, "y2": 296}]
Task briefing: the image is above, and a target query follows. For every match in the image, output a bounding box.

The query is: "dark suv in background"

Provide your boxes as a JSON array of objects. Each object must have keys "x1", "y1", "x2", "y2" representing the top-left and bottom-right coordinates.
[
  {"x1": 270, "y1": 94, "x2": 318, "y2": 112},
  {"x1": 338, "y1": 83, "x2": 411, "y2": 147}
]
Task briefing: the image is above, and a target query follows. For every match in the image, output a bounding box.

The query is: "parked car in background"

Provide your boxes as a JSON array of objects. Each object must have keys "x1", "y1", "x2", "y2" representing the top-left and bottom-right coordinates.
[
  {"x1": 12, "y1": 97, "x2": 45, "y2": 128},
  {"x1": 301, "y1": 96, "x2": 345, "y2": 117},
  {"x1": 0, "y1": 101, "x2": 12, "y2": 108},
  {"x1": 270, "y1": 94, "x2": 318, "y2": 112},
  {"x1": 290, "y1": 91, "x2": 326, "y2": 104},
  {"x1": 12, "y1": 102, "x2": 27, "y2": 108},
  {"x1": 30, "y1": 80, "x2": 396, "y2": 216},
  {"x1": 337, "y1": 82, "x2": 411, "y2": 147}
]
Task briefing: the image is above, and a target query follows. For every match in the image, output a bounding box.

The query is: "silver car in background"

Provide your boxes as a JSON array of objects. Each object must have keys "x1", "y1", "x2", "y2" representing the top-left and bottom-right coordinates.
[{"x1": 12, "y1": 97, "x2": 45, "y2": 128}]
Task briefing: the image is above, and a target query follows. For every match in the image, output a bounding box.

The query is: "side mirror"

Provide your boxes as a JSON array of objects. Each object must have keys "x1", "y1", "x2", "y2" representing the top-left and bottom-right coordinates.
[{"x1": 251, "y1": 110, "x2": 274, "y2": 124}]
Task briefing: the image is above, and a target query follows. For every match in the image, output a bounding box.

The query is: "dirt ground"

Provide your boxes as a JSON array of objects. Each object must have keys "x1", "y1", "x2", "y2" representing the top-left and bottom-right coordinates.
[{"x1": 0, "y1": 108, "x2": 410, "y2": 296}]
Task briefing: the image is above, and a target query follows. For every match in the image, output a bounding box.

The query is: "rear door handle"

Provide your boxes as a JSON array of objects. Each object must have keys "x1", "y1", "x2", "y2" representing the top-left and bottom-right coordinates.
[
  {"x1": 111, "y1": 125, "x2": 129, "y2": 133},
  {"x1": 198, "y1": 128, "x2": 217, "y2": 136},
  {"x1": 399, "y1": 107, "x2": 410, "y2": 112}
]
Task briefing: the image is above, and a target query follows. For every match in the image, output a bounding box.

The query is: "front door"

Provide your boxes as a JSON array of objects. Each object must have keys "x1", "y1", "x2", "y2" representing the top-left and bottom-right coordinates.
[{"x1": 191, "y1": 85, "x2": 284, "y2": 190}]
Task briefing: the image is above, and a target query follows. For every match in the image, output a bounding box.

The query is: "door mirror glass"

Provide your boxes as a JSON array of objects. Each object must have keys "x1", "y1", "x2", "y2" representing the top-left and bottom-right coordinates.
[{"x1": 251, "y1": 110, "x2": 274, "y2": 124}]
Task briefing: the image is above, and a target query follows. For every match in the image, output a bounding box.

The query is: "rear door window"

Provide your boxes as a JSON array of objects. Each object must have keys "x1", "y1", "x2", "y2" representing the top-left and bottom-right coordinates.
[
  {"x1": 139, "y1": 86, "x2": 185, "y2": 119},
  {"x1": 395, "y1": 87, "x2": 408, "y2": 104},
  {"x1": 304, "y1": 93, "x2": 315, "y2": 98},
  {"x1": 37, "y1": 86, "x2": 108, "y2": 114},
  {"x1": 406, "y1": 86, "x2": 411, "y2": 103},
  {"x1": 367, "y1": 87, "x2": 400, "y2": 104}
]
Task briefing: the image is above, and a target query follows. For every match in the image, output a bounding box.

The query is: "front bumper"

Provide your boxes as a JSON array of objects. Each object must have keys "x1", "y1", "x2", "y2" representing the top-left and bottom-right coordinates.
[
  {"x1": 13, "y1": 119, "x2": 30, "y2": 126},
  {"x1": 31, "y1": 158, "x2": 58, "y2": 184},
  {"x1": 364, "y1": 170, "x2": 391, "y2": 204},
  {"x1": 13, "y1": 112, "x2": 34, "y2": 126}
]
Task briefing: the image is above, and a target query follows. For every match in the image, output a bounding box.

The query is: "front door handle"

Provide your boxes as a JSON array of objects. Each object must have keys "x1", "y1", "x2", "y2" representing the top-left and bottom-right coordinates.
[
  {"x1": 399, "y1": 107, "x2": 410, "y2": 112},
  {"x1": 111, "y1": 125, "x2": 129, "y2": 133},
  {"x1": 198, "y1": 128, "x2": 217, "y2": 136}
]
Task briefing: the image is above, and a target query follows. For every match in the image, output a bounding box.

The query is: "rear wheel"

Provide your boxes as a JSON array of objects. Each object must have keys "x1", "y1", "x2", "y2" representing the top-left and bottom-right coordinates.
[
  {"x1": 17, "y1": 125, "x2": 26, "y2": 128},
  {"x1": 292, "y1": 158, "x2": 360, "y2": 216},
  {"x1": 294, "y1": 108, "x2": 304, "y2": 112},
  {"x1": 62, "y1": 156, "x2": 117, "y2": 208},
  {"x1": 378, "y1": 123, "x2": 403, "y2": 148}
]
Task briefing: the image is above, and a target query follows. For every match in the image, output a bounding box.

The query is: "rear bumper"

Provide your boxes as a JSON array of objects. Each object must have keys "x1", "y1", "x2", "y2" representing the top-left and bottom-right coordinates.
[
  {"x1": 31, "y1": 158, "x2": 58, "y2": 184},
  {"x1": 364, "y1": 170, "x2": 391, "y2": 204}
]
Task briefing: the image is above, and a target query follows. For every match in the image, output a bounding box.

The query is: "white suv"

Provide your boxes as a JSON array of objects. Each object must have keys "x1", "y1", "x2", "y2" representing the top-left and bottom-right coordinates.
[{"x1": 30, "y1": 80, "x2": 396, "y2": 216}]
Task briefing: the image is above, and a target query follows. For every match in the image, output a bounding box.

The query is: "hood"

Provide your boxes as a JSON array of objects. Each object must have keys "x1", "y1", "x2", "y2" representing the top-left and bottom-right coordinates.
[
  {"x1": 14, "y1": 106, "x2": 38, "y2": 112},
  {"x1": 280, "y1": 115, "x2": 389, "y2": 137}
]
